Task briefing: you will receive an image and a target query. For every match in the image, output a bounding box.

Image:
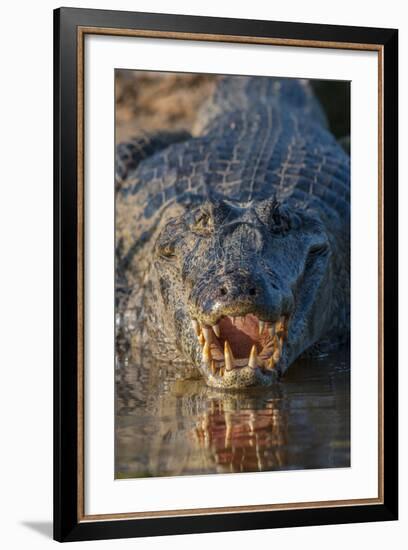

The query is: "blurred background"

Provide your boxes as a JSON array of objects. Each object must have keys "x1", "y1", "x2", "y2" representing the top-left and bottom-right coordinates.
[{"x1": 115, "y1": 70, "x2": 350, "y2": 143}]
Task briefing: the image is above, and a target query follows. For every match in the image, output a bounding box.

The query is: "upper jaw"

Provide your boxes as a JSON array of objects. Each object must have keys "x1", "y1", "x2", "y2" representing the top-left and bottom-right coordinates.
[{"x1": 190, "y1": 313, "x2": 290, "y2": 389}]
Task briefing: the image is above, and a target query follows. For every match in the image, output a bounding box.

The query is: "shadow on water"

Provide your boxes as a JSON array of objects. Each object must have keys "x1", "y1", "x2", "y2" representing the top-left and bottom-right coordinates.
[{"x1": 115, "y1": 346, "x2": 350, "y2": 479}]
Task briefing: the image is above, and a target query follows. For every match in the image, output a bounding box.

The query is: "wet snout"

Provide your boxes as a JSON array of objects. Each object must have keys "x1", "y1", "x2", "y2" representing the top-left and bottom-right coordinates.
[
  {"x1": 184, "y1": 218, "x2": 295, "y2": 387},
  {"x1": 190, "y1": 268, "x2": 292, "y2": 325},
  {"x1": 188, "y1": 268, "x2": 293, "y2": 387},
  {"x1": 217, "y1": 271, "x2": 260, "y2": 302}
]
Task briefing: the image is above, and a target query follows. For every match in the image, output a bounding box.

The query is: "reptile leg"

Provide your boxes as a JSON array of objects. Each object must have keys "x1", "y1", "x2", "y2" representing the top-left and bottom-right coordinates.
[{"x1": 115, "y1": 130, "x2": 190, "y2": 188}]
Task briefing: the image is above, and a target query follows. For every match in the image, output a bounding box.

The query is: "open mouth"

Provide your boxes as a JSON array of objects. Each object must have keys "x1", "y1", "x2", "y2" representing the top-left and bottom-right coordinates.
[{"x1": 191, "y1": 314, "x2": 289, "y2": 388}]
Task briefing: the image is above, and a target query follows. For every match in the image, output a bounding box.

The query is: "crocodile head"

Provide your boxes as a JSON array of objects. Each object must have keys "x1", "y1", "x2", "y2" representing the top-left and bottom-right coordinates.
[{"x1": 153, "y1": 195, "x2": 332, "y2": 389}]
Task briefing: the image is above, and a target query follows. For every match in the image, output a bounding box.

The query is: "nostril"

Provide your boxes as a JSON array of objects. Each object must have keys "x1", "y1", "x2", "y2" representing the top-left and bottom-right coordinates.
[
  {"x1": 249, "y1": 287, "x2": 257, "y2": 296},
  {"x1": 219, "y1": 287, "x2": 227, "y2": 296}
]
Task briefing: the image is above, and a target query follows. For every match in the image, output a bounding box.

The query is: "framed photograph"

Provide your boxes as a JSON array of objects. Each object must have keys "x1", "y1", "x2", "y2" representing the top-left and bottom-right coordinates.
[{"x1": 54, "y1": 7, "x2": 398, "y2": 542}]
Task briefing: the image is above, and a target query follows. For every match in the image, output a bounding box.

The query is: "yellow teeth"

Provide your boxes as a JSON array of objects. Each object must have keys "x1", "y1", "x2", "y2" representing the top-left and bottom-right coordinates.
[
  {"x1": 276, "y1": 316, "x2": 286, "y2": 335},
  {"x1": 192, "y1": 319, "x2": 201, "y2": 336},
  {"x1": 224, "y1": 340, "x2": 235, "y2": 371},
  {"x1": 212, "y1": 324, "x2": 221, "y2": 338},
  {"x1": 267, "y1": 357, "x2": 276, "y2": 370},
  {"x1": 272, "y1": 334, "x2": 281, "y2": 363},
  {"x1": 248, "y1": 344, "x2": 258, "y2": 369},
  {"x1": 202, "y1": 341, "x2": 212, "y2": 365},
  {"x1": 202, "y1": 326, "x2": 212, "y2": 343},
  {"x1": 195, "y1": 314, "x2": 289, "y2": 375},
  {"x1": 272, "y1": 340, "x2": 280, "y2": 363},
  {"x1": 272, "y1": 350, "x2": 280, "y2": 364}
]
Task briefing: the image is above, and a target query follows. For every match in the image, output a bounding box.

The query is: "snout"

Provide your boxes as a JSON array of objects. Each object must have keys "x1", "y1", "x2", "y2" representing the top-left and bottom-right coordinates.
[
  {"x1": 187, "y1": 267, "x2": 294, "y2": 388},
  {"x1": 190, "y1": 269, "x2": 292, "y2": 325}
]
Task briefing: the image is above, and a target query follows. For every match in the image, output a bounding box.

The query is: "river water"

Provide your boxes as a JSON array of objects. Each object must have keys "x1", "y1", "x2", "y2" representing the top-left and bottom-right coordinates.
[{"x1": 115, "y1": 347, "x2": 350, "y2": 478}]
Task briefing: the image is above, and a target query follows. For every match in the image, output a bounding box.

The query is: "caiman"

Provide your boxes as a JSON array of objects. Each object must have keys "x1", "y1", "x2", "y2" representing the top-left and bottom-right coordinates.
[{"x1": 115, "y1": 76, "x2": 350, "y2": 390}]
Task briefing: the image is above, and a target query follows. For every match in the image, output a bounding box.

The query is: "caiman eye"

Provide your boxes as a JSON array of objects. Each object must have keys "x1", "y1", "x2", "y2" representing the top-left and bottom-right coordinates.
[
  {"x1": 308, "y1": 242, "x2": 329, "y2": 256},
  {"x1": 156, "y1": 218, "x2": 179, "y2": 259},
  {"x1": 157, "y1": 242, "x2": 176, "y2": 259},
  {"x1": 192, "y1": 210, "x2": 213, "y2": 236},
  {"x1": 306, "y1": 242, "x2": 330, "y2": 266}
]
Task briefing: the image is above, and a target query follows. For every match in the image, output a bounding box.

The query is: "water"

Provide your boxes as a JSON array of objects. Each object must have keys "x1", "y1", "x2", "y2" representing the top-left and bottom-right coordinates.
[{"x1": 115, "y1": 348, "x2": 350, "y2": 478}]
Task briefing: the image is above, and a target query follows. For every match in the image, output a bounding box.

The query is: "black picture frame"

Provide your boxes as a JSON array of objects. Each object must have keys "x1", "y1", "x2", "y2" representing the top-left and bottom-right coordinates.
[{"x1": 54, "y1": 7, "x2": 398, "y2": 542}]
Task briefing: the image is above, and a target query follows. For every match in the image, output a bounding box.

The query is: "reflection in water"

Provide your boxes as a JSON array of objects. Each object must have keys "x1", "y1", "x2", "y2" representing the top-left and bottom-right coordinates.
[{"x1": 115, "y1": 335, "x2": 350, "y2": 478}]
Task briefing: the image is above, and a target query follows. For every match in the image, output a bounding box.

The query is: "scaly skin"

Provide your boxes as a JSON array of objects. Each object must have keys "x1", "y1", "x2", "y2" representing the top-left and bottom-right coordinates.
[{"x1": 116, "y1": 76, "x2": 350, "y2": 389}]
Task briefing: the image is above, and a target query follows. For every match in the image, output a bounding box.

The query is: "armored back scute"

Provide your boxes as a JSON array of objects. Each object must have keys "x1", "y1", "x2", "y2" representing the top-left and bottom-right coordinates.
[{"x1": 194, "y1": 76, "x2": 328, "y2": 135}]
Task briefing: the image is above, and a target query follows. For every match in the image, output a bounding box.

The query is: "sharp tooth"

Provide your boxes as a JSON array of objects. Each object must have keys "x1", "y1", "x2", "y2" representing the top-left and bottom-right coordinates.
[
  {"x1": 268, "y1": 324, "x2": 275, "y2": 338},
  {"x1": 219, "y1": 367, "x2": 225, "y2": 377},
  {"x1": 224, "y1": 340, "x2": 235, "y2": 371},
  {"x1": 211, "y1": 360, "x2": 217, "y2": 375},
  {"x1": 202, "y1": 341, "x2": 212, "y2": 365},
  {"x1": 248, "y1": 345, "x2": 258, "y2": 369},
  {"x1": 272, "y1": 335, "x2": 281, "y2": 363},
  {"x1": 276, "y1": 315, "x2": 286, "y2": 335},
  {"x1": 268, "y1": 357, "x2": 276, "y2": 370},
  {"x1": 213, "y1": 323, "x2": 221, "y2": 338},
  {"x1": 198, "y1": 332, "x2": 205, "y2": 346},
  {"x1": 192, "y1": 319, "x2": 201, "y2": 336},
  {"x1": 202, "y1": 326, "x2": 212, "y2": 343},
  {"x1": 258, "y1": 320, "x2": 265, "y2": 336}
]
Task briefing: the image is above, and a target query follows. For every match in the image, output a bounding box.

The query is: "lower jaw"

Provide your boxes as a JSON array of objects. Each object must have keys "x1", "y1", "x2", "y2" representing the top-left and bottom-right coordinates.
[
  {"x1": 201, "y1": 363, "x2": 280, "y2": 389},
  {"x1": 191, "y1": 315, "x2": 290, "y2": 389}
]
